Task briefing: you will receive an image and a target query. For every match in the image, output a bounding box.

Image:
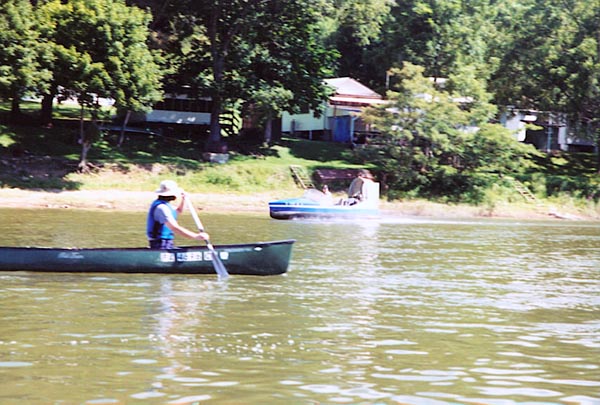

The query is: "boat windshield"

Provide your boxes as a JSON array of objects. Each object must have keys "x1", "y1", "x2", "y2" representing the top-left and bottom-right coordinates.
[{"x1": 303, "y1": 189, "x2": 331, "y2": 203}]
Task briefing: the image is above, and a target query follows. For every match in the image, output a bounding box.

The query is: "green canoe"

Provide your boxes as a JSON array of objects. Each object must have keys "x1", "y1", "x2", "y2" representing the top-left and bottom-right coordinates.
[{"x1": 0, "y1": 239, "x2": 295, "y2": 276}]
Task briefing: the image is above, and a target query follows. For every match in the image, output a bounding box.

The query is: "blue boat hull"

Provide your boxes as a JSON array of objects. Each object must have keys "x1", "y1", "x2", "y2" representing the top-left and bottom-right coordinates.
[{"x1": 269, "y1": 197, "x2": 379, "y2": 220}]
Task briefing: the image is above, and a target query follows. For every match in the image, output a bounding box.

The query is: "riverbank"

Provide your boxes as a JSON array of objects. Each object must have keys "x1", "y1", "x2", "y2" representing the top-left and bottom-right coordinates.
[{"x1": 1, "y1": 188, "x2": 597, "y2": 221}]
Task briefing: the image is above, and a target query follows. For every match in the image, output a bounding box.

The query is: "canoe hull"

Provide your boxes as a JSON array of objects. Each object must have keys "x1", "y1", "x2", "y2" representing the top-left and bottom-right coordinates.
[{"x1": 0, "y1": 240, "x2": 295, "y2": 276}]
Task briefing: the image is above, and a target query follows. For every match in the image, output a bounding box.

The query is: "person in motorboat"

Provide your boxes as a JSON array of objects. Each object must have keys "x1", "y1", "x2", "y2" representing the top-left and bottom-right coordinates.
[
  {"x1": 321, "y1": 185, "x2": 334, "y2": 205},
  {"x1": 146, "y1": 180, "x2": 209, "y2": 249},
  {"x1": 345, "y1": 169, "x2": 375, "y2": 205}
]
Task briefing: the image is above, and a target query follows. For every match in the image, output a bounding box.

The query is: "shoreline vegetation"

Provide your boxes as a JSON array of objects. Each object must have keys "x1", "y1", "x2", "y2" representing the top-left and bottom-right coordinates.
[
  {"x1": 0, "y1": 122, "x2": 598, "y2": 222},
  {"x1": 1, "y1": 187, "x2": 597, "y2": 222}
]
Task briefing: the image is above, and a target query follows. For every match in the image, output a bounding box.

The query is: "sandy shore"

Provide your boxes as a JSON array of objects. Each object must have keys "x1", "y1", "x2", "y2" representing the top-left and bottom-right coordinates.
[
  {"x1": 0, "y1": 189, "x2": 271, "y2": 213},
  {"x1": 0, "y1": 188, "x2": 597, "y2": 221}
]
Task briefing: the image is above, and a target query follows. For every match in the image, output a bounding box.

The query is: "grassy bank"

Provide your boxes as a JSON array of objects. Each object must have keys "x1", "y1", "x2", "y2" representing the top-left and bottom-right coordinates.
[
  {"x1": 0, "y1": 106, "x2": 364, "y2": 195},
  {"x1": 0, "y1": 133, "x2": 359, "y2": 195},
  {"x1": 1, "y1": 111, "x2": 599, "y2": 220}
]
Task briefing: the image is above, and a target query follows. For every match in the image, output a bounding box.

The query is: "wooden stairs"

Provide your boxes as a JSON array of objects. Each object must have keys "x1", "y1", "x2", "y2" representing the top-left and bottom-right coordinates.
[
  {"x1": 505, "y1": 176, "x2": 540, "y2": 204},
  {"x1": 289, "y1": 165, "x2": 315, "y2": 189}
]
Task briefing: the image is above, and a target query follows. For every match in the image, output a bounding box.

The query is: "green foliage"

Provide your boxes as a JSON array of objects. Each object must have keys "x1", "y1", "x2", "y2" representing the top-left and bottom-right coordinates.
[
  {"x1": 336, "y1": 0, "x2": 391, "y2": 47},
  {"x1": 488, "y1": 0, "x2": 600, "y2": 161},
  {"x1": 463, "y1": 123, "x2": 540, "y2": 173},
  {"x1": 34, "y1": 0, "x2": 164, "y2": 168},
  {"x1": 357, "y1": 62, "x2": 538, "y2": 202},
  {"x1": 324, "y1": 0, "x2": 392, "y2": 85},
  {"x1": 0, "y1": 126, "x2": 17, "y2": 148},
  {"x1": 158, "y1": 0, "x2": 336, "y2": 144},
  {"x1": 2, "y1": 0, "x2": 600, "y2": 196},
  {"x1": 524, "y1": 152, "x2": 600, "y2": 202},
  {"x1": 249, "y1": 86, "x2": 294, "y2": 142},
  {"x1": 0, "y1": 0, "x2": 52, "y2": 104},
  {"x1": 38, "y1": 0, "x2": 163, "y2": 112}
]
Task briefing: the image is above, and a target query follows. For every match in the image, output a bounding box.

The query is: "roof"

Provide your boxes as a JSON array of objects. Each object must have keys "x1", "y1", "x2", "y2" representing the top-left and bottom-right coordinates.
[
  {"x1": 330, "y1": 96, "x2": 388, "y2": 106},
  {"x1": 325, "y1": 77, "x2": 382, "y2": 99}
]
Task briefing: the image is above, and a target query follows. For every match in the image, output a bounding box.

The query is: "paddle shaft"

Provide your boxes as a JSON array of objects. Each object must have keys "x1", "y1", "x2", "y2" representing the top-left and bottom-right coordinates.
[
  {"x1": 185, "y1": 196, "x2": 229, "y2": 279},
  {"x1": 186, "y1": 194, "x2": 205, "y2": 233}
]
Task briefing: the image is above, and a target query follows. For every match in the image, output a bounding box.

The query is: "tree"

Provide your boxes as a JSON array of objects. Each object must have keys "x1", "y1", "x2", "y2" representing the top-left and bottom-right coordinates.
[
  {"x1": 154, "y1": 0, "x2": 335, "y2": 150},
  {"x1": 248, "y1": 86, "x2": 293, "y2": 145},
  {"x1": 536, "y1": 0, "x2": 600, "y2": 171},
  {"x1": 488, "y1": 0, "x2": 600, "y2": 171},
  {"x1": 36, "y1": 0, "x2": 163, "y2": 169},
  {"x1": 324, "y1": 0, "x2": 392, "y2": 88},
  {"x1": 337, "y1": 0, "x2": 501, "y2": 92},
  {"x1": 239, "y1": 1, "x2": 336, "y2": 144},
  {"x1": 357, "y1": 63, "x2": 535, "y2": 201},
  {"x1": 0, "y1": 0, "x2": 52, "y2": 121}
]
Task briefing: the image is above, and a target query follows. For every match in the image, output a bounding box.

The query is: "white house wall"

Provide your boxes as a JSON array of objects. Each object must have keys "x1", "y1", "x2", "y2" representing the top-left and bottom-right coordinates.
[
  {"x1": 281, "y1": 104, "x2": 364, "y2": 133},
  {"x1": 500, "y1": 112, "x2": 528, "y2": 142},
  {"x1": 145, "y1": 110, "x2": 211, "y2": 125},
  {"x1": 281, "y1": 107, "x2": 331, "y2": 133},
  {"x1": 501, "y1": 111, "x2": 571, "y2": 150}
]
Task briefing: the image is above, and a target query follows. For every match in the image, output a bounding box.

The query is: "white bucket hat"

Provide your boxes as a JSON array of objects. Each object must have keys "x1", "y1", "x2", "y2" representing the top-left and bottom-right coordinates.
[{"x1": 155, "y1": 180, "x2": 181, "y2": 197}]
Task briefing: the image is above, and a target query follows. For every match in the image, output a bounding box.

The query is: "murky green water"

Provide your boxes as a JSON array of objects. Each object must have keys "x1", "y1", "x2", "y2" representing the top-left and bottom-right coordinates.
[{"x1": 1, "y1": 208, "x2": 599, "y2": 404}]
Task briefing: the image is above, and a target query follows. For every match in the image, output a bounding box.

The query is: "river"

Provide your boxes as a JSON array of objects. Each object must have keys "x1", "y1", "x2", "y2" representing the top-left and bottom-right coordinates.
[{"x1": 0, "y1": 208, "x2": 599, "y2": 404}]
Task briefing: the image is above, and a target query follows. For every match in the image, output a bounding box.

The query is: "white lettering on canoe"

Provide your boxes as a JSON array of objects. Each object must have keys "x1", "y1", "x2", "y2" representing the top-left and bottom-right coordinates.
[
  {"x1": 160, "y1": 253, "x2": 175, "y2": 262},
  {"x1": 177, "y1": 252, "x2": 204, "y2": 262},
  {"x1": 159, "y1": 251, "x2": 229, "y2": 263},
  {"x1": 57, "y1": 252, "x2": 84, "y2": 260},
  {"x1": 204, "y1": 251, "x2": 229, "y2": 261}
]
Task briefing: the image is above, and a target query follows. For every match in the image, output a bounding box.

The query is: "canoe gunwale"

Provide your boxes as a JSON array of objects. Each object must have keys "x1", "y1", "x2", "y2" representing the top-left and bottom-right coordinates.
[{"x1": 2, "y1": 239, "x2": 295, "y2": 252}]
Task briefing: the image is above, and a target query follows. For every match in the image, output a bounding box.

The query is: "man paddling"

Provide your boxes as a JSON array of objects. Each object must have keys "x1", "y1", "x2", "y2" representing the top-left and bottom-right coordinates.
[
  {"x1": 346, "y1": 169, "x2": 375, "y2": 205},
  {"x1": 146, "y1": 180, "x2": 209, "y2": 249}
]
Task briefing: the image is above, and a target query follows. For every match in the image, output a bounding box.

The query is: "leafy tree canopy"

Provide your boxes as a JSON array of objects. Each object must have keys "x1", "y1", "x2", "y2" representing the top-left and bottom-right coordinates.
[
  {"x1": 0, "y1": 0, "x2": 52, "y2": 116},
  {"x1": 137, "y1": 0, "x2": 336, "y2": 146},
  {"x1": 37, "y1": 0, "x2": 163, "y2": 113},
  {"x1": 357, "y1": 63, "x2": 537, "y2": 201}
]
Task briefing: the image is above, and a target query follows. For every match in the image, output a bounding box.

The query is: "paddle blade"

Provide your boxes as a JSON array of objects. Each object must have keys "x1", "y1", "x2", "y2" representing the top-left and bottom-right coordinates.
[
  {"x1": 207, "y1": 243, "x2": 229, "y2": 279},
  {"x1": 212, "y1": 255, "x2": 229, "y2": 280}
]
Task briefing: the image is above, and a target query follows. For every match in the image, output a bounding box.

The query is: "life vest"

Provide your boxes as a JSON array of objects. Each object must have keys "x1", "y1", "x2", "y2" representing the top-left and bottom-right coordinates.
[{"x1": 146, "y1": 200, "x2": 177, "y2": 240}]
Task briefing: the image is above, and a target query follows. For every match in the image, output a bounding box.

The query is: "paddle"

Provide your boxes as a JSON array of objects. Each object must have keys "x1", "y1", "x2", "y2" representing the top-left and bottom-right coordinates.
[{"x1": 185, "y1": 195, "x2": 229, "y2": 280}]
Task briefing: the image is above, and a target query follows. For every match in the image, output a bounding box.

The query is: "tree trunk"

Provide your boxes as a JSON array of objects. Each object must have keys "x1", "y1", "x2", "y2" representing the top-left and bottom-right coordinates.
[
  {"x1": 263, "y1": 113, "x2": 273, "y2": 145},
  {"x1": 596, "y1": 131, "x2": 600, "y2": 174},
  {"x1": 207, "y1": 54, "x2": 224, "y2": 150},
  {"x1": 207, "y1": 7, "x2": 225, "y2": 151},
  {"x1": 78, "y1": 141, "x2": 92, "y2": 173},
  {"x1": 40, "y1": 92, "x2": 55, "y2": 127},
  {"x1": 10, "y1": 95, "x2": 21, "y2": 122},
  {"x1": 208, "y1": 97, "x2": 222, "y2": 147},
  {"x1": 79, "y1": 105, "x2": 85, "y2": 139},
  {"x1": 78, "y1": 106, "x2": 88, "y2": 172},
  {"x1": 118, "y1": 110, "x2": 132, "y2": 147}
]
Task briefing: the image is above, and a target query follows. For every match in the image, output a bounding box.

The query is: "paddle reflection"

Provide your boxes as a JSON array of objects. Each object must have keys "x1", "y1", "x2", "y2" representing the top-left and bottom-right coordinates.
[{"x1": 151, "y1": 278, "x2": 225, "y2": 377}]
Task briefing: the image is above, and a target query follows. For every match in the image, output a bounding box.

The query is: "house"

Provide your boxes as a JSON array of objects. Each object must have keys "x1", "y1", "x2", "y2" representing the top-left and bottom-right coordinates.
[
  {"x1": 500, "y1": 108, "x2": 596, "y2": 152},
  {"x1": 145, "y1": 93, "x2": 211, "y2": 126},
  {"x1": 139, "y1": 79, "x2": 384, "y2": 143},
  {"x1": 280, "y1": 77, "x2": 387, "y2": 143}
]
